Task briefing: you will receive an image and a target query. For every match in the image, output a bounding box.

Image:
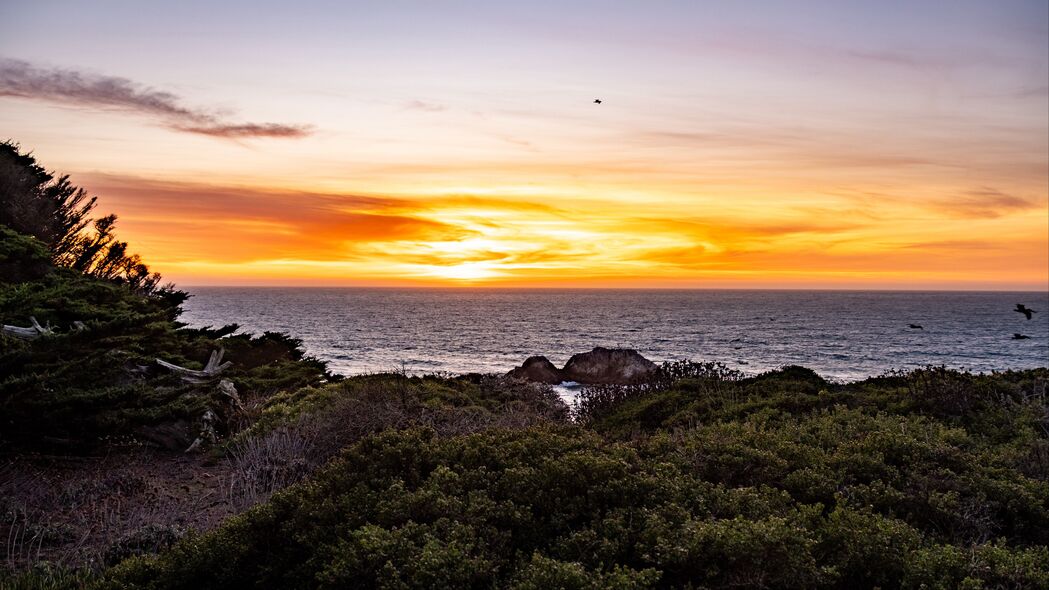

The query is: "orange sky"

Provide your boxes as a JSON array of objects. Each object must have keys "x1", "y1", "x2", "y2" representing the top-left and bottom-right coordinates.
[{"x1": 2, "y1": 1, "x2": 1047, "y2": 289}]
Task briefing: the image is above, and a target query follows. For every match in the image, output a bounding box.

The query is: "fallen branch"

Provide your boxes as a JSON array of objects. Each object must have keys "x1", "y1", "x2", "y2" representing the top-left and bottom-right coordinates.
[
  {"x1": 156, "y1": 348, "x2": 232, "y2": 383},
  {"x1": 218, "y1": 378, "x2": 244, "y2": 411},
  {"x1": 1, "y1": 316, "x2": 53, "y2": 340}
]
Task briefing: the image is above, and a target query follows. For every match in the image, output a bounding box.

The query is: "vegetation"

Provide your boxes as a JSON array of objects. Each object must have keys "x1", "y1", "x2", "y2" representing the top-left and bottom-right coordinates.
[
  {"x1": 0, "y1": 143, "x2": 333, "y2": 450},
  {"x1": 92, "y1": 365, "x2": 1048, "y2": 589},
  {"x1": 0, "y1": 236, "x2": 331, "y2": 449},
  {"x1": 2, "y1": 143, "x2": 1047, "y2": 588},
  {"x1": 0, "y1": 141, "x2": 162, "y2": 295}
]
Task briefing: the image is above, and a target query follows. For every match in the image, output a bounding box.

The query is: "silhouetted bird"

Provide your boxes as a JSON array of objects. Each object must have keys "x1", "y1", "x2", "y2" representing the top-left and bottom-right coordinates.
[
  {"x1": 593, "y1": 99, "x2": 602, "y2": 104},
  {"x1": 909, "y1": 324, "x2": 924, "y2": 330},
  {"x1": 1015, "y1": 304, "x2": 1037, "y2": 320},
  {"x1": 1013, "y1": 333, "x2": 1031, "y2": 340}
]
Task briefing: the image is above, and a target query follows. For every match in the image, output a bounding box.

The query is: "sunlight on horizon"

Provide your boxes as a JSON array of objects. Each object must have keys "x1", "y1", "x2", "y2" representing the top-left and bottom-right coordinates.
[{"x1": 1, "y1": 0, "x2": 1046, "y2": 289}]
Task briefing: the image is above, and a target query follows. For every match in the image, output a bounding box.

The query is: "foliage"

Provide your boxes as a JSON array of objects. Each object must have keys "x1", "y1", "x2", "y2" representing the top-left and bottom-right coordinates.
[
  {"x1": 102, "y1": 525, "x2": 186, "y2": 567},
  {"x1": 0, "y1": 229, "x2": 330, "y2": 450},
  {"x1": 0, "y1": 226, "x2": 52, "y2": 283},
  {"x1": 0, "y1": 141, "x2": 96, "y2": 265},
  {"x1": 98, "y1": 412, "x2": 1049, "y2": 589},
  {"x1": 0, "y1": 141, "x2": 163, "y2": 295}
]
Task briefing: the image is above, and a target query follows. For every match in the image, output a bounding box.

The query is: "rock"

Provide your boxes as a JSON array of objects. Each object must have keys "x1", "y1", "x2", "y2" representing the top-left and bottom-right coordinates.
[
  {"x1": 506, "y1": 356, "x2": 564, "y2": 384},
  {"x1": 134, "y1": 420, "x2": 194, "y2": 450},
  {"x1": 561, "y1": 347, "x2": 657, "y2": 385}
]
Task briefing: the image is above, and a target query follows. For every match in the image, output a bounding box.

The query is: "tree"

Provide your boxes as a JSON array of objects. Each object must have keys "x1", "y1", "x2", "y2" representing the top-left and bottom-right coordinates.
[
  {"x1": 0, "y1": 140, "x2": 98, "y2": 260},
  {"x1": 0, "y1": 141, "x2": 164, "y2": 295}
]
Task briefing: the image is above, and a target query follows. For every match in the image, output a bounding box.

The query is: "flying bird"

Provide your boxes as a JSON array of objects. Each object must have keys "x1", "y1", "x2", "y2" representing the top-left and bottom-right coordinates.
[
  {"x1": 908, "y1": 324, "x2": 924, "y2": 330},
  {"x1": 1014, "y1": 304, "x2": 1037, "y2": 320},
  {"x1": 1013, "y1": 333, "x2": 1031, "y2": 340},
  {"x1": 593, "y1": 99, "x2": 602, "y2": 104}
]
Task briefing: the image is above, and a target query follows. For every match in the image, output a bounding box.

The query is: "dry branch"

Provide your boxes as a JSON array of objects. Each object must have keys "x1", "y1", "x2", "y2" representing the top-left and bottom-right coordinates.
[
  {"x1": 156, "y1": 348, "x2": 232, "y2": 383},
  {"x1": 1, "y1": 316, "x2": 53, "y2": 340}
]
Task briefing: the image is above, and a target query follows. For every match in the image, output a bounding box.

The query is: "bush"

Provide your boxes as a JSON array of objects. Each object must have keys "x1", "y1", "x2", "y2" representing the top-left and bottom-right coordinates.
[{"x1": 98, "y1": 422, "x2": 1049, "y2": 589}]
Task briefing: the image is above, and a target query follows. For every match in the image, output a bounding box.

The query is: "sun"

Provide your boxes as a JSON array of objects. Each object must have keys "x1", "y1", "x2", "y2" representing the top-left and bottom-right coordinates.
[{"x1": 427, "y1": 261, "x2": 502, "y2": 281}]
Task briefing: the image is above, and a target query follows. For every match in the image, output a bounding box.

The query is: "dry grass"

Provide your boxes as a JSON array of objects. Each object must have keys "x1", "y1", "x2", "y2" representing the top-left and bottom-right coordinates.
[{"x1": 0, "y1": 450, "x2": 230, "y2": 573}]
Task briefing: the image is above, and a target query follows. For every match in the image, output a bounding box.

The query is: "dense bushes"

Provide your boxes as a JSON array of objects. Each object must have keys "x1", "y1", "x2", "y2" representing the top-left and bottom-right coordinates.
[
  {"x1": 101, "y1": 423, "x2": 1049, "y2": 589},
  {"x1": 224, "y1": 374, "x2": 569, "y2": 510},
  {"x1": 88, "y1": 364, "x2": 1046, "y2": 588},
  {"x1": 4, "y1": 318, "x2": 1047, "y2": 587}
]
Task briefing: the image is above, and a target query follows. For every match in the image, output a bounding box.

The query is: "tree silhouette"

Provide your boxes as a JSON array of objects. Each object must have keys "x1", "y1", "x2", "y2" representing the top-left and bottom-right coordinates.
[{"x1": 1, "y1": 140, "x2": 164, "y2": 294}]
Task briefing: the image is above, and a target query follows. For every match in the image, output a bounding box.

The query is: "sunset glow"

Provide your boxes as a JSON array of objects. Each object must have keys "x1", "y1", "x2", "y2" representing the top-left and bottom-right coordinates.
[{"x1": 2, "y1": 1, "x2": 1046, "y2": 289}]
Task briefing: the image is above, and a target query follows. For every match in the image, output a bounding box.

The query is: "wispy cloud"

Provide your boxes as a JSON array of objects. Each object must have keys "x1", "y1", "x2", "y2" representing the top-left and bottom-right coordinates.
[
  {"x1": 892, "y1": 239, "x2": 1003, "y2": 251},
  {"x1": 404, "y1": 100, "x2": 446, "y2": 112},
  {"x1": 937, "y1": 187, "x2": 1037, "y2": 219},
  {"x1": 171, "y1": 123, "x2": 311, "y2": 139},
  {"x1": 78, "y1": 174, "x2": 471, "y2": 263},
  {"x1": 0, "y1": 59, "x2": 312, "y2": 139}
]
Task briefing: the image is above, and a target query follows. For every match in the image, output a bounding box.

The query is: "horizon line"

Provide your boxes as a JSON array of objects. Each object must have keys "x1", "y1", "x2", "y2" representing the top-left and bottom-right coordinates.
[{"x1": 179, "y1": 284, "x2": 1049, "y2": 293}]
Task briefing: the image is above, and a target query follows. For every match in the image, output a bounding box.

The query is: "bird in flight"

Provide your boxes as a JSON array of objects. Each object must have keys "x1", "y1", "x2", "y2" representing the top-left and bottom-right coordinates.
[
  {"x1": 593, "y1": 99, "x2": 602, "y2": 104},
  {"x1": 908, "y1": 324, "x2": 923, "y2": 330},
  {"x1": 1014, "y1": 304, "x2": 1037, "y2": 320}
]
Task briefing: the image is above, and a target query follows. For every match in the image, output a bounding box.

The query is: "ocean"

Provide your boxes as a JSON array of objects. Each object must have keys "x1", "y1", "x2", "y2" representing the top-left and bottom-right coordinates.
[{"x1": 180, "y1": 288, "x2": 1049, "y2": 383}]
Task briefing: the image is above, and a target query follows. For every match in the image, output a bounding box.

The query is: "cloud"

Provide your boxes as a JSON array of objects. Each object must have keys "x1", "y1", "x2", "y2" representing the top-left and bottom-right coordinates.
[
  {"x1": 62, "y1": 172, "x2": 1049, "y2": 287},
  {"x1": 616, "y1": 216, "x2": 866, "y2": 243},
  {"x1": 0, "y1": 59, "x2": 311, "y2": 139},
  {"x1": 892, "y1": 239, "x2": 1003, "y2": 251},
  {"x1": 405, "y1": 100, "x2": 446, "y2": 112},
  {"x1": 937, "y1": 187, "x2": 1037, "y2": 219},
  {"x1": 172, "y1": 123, "x2": 311, "y2": 139},
  {"x1": 77, "y1": 174, "x2": 472, "y2": 263}
]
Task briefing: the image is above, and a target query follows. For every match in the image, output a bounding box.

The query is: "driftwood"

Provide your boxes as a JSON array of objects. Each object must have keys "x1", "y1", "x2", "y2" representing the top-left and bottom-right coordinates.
[
  {"x1": 185, "y1": 409, "x2": 218, "y2": 453},
  {"x1": 156, "y1": 348, "x2": 232, "y2": 383},
  {"x1": 1, "y1": 316, "x2": 53, "y2": 340},
  {"x1": 218, "y1": 378, "x2": 245, "y2": 411}
]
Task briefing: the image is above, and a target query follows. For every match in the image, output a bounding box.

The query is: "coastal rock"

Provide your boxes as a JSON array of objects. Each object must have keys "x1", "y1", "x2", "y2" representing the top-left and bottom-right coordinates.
[
  {"x1": 561, "y1": 347, "x2": 658, "y2": 385},
  {"x1": 506, "y1": 356, "x2": 564, "y2": 384}
]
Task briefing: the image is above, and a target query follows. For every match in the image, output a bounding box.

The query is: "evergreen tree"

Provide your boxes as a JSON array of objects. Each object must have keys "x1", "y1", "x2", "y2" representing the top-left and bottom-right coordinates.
[{"x1": 0, "y1": 141, "x2": 163, "y2": 294}]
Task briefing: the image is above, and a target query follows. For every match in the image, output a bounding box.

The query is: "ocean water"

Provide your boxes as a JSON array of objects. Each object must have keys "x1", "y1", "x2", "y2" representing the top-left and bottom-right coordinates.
[{"x1": 180, "y1": 289, "x2": 1049, "y2": 383}]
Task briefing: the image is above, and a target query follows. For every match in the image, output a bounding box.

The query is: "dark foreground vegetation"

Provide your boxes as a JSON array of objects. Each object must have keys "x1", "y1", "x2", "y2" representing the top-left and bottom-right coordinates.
[{"x1": 2, "y1": 143, "x2": 1047, "y2": 588}]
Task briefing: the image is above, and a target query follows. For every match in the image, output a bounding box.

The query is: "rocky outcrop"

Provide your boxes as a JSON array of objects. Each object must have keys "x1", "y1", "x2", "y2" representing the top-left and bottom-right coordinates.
[
  {"x1": 562, "y1": 347, "x2": 658, "y2": 385},
  {"x1": 506, "y1": 348, "x2": 658, "y2": 385},
  {"x1": 506, "y1": 356, "x2": 564, "y2": 384}
]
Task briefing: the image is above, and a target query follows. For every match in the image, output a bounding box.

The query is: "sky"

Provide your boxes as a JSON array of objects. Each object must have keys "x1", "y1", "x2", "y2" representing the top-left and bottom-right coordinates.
[{"x1": 1, "y1": 0, "x2": 1047, "y2": 289}]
